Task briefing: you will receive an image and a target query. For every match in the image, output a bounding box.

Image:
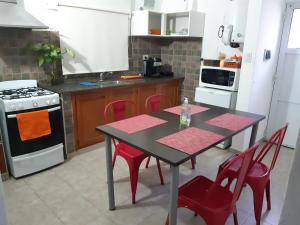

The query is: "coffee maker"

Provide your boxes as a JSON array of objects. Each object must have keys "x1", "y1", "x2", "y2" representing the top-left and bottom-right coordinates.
[{"x1": 143, "y1": 56, "x2": 163, "y2": 77}]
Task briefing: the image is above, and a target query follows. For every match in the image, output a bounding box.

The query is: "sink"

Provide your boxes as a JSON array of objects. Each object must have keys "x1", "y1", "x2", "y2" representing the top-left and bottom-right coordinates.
[
  {"x1": 99, "y1": 80, "x2": 124, "y2": 85},
  {"x1": 80, "y1": 79, "x2": 125, "y2": 86}
]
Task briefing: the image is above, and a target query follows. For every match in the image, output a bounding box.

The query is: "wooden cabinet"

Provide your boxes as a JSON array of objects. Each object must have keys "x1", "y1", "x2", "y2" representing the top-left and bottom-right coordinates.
[
  {"x1": 137, "y1": 85, "x2": 158, "y2": 114},
  {"x1": 0, "y1": 144, "x2": 7, "y2": 174},
  {"x1": 108, "y1": 87, "x2": 138, "y2": 104},
  {"x1": 157, "y1": 81, "x2": 180, "y2": 106},
  {"x1": 72, "y1": 80, "x2": 181, "y2": 150},
  {"x1": 131, "y1": 10, "x2": 205, "y2": 37},
  {"x1": 73, "y1": 90, "x2": 107, "y2": 149}
]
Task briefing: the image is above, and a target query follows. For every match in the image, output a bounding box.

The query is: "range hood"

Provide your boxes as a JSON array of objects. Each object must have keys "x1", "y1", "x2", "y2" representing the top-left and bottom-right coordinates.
[{"x1": 0, "y1": 0, "x2": 48, "y2": 29}]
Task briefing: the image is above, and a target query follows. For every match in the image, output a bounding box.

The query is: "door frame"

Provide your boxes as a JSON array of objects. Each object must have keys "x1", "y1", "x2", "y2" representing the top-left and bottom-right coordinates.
[{"x1": 267, "y1": 2, "x2": 300, "y2": 145}]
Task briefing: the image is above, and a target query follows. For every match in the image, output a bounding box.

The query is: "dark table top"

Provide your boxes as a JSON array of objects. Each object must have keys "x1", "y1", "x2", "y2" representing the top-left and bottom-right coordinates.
[
  {"x1": 96, "y1": 103, "x2": 265, "y2": 166},
  {"x1": 38, "y1": 75, "x2": 184, "y2": 94}
]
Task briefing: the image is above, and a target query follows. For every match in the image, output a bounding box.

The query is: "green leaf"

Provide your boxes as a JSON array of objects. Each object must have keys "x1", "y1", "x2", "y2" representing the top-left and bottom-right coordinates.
[
  {"x1": 38, "y1": 57, "x2": 44, "y2": 67},
  {"x1": 66, "y1": 48, "x2": 75, "y2": 58},
  {"x1": 31, "y1": 43, "x2": 43, "y2": 52},
  {"x1": 50, "y1": 50, "x2": 58, "y2": 57},
  {"x1": 42, "y1": 44, "x2": 51, "y2": 51},
  {"x1": 44, "y1": 57, "x2": 52, "y2": 65},
  {"x1": 30, "y1": 42, "x2": 75, "y2": 69}
]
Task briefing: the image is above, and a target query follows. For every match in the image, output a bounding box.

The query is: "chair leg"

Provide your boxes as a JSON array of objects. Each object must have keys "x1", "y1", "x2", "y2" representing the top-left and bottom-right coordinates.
[
  {"x1": 156, "y1": 158, "x2": 164, "y2": 185},
  {"x1": 225, "y1": 177, "x2": 234, "y2": 190},
  {"x1": 252, "y1": 188, "x2": 264, "y2": 225},
  {"x1": 145, "y1": 156, "x2": 151, "y2": 168},
  {"x1": 112, "y1": 151, "x2": 117, "y2": 169},
  {"x1": 233, "y1": 206, "x2": 239, "y2": 225},
  {"x1": 165, "y1": 214, "x2": 169, "y2": 225},
  {"x1": 266, "y1": 180, "x2": 271, "y2": 210},
  {"x1": 191, "y1": 157, "x2": 196, "y2": 169},
  {"x1": 129, "y1": 165, "x2": 140, "y2": 204}
]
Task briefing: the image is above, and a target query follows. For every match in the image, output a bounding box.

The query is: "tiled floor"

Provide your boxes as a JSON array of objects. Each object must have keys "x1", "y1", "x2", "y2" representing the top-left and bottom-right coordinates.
[{"x1": 3, "y1": 143, "x2": 294, "y2": 225}]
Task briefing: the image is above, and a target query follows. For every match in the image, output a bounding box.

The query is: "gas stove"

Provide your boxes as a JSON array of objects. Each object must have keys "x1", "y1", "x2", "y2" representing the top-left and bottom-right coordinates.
[
  {"x1": 0, "y1": 80, "x2": 64, "y2": 178},
  {"x1": 0, "y1": 87, "x2": 55, "y2": 100},
  {"x1": 0, "y1": 80, "x2": 59, "y2": 112}
]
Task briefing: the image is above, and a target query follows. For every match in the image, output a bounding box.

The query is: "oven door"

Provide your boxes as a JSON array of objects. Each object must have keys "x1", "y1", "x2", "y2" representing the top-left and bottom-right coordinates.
[
  {"x1": 5, "y1": 105, "x2": 64, "y2": 157},
  {"x1": 200, "y1": 68, "x2": 237, "y2": 91}
]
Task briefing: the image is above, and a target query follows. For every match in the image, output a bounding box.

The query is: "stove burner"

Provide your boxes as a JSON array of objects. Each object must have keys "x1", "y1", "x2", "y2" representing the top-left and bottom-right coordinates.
[
  {"x1": 0, "y1": 87, "x2": 55, "y2": 100},
  {"x1": 2, "y1": 90, "x2": 13, "y2": 95}
]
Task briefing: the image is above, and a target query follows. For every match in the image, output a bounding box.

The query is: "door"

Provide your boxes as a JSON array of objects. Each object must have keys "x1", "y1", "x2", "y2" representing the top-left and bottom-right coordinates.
[
  {"x1": 157, "y1": 81, "x2": 180, "y2": 106},
  {"x1": 268, "y1": 3, "x2": 300, "y2": 148},
  {"x1": 138, "y1": 84, "x2": 158, "y2": 114},
  {"x1": 6, "y1": 106, "x2": 64, "y2": 156},
  {"x1": 73, "y1": 91, "x2": 107, "y2": 149}
]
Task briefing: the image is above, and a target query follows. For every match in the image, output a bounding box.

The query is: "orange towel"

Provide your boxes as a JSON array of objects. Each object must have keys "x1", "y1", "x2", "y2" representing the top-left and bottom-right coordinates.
[{"x1": 16, "y1": 109, "x2": 51, "y2": 141}]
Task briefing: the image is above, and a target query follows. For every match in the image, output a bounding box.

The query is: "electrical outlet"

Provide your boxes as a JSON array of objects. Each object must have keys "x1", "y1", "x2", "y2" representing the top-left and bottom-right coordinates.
[{"x1": 264, "y1": 50, "x2": 271, "y2": 60}]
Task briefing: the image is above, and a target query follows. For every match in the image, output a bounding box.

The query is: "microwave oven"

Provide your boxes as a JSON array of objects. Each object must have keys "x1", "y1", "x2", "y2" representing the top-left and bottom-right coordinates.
[{"x1": 199, "y1": 66, "x2": 240, "y2": 91}]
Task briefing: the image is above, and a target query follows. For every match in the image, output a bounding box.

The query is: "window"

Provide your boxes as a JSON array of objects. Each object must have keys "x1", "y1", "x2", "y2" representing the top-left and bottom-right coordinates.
[{"x1": 288, "y1": 9, "x2": 300, "y2": 49}]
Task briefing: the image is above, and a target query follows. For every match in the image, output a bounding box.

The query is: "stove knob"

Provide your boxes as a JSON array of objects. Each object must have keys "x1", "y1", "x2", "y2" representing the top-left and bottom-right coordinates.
[
  {"x1": 46, "y1": 100, "x2": 51, "y2": 105},
  {"x1": 33, "y1": 101, "x2": 38, "y2": 107}
]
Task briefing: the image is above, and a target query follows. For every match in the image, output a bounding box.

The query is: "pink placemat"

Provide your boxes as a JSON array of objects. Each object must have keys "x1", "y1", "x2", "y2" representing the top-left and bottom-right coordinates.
[
  {"x1": 206, "y1": 113, "x2": 255, "y2": 131},
  {"x1": 156, "y1": 127, "x2": 224, "y2": 155},
  {"x1": 164, "y1": 105, "x2": 209, "y2": 115},
  {"x1": 108, "y1": 114, "x2": 167, "y2": 134}
]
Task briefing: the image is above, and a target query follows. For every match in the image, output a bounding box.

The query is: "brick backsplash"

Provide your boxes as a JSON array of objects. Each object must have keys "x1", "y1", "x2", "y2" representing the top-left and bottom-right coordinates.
[
  {"x1": 0, "y1": 28, "x2": 61, "y2": 82},
  {"x1": 129, "y1": 36, "x2": 202, "y2": 102}
]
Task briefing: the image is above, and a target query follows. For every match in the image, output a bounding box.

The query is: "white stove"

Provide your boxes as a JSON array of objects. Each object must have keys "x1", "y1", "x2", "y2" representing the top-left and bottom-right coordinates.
[
  {"x1": 0, "y1": 80, "x2": 59, "y2": 112},
  {"x1": 0, "y1": 80, "x2": 65, "y2": 178}
]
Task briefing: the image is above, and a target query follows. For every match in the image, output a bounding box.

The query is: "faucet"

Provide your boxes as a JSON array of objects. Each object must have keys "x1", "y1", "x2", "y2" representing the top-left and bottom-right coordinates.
[{"x1": 99, "y1": 72, "x2": 113, "y2": 82}]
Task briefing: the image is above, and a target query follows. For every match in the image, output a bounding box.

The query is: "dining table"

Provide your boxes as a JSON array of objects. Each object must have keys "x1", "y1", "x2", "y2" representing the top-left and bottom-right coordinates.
[{"x1": 96, "y1": 103, "x2": 265, "y2": 225}]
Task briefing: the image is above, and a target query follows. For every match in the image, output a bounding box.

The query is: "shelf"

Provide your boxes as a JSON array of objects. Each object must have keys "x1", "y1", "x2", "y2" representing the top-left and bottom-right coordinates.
[
  {"x1": 130, "y1": 34, "x2": 201, "y2": 38},
  {"x1": 131, "y1": 10, "x2": 205, "y2": 38}
]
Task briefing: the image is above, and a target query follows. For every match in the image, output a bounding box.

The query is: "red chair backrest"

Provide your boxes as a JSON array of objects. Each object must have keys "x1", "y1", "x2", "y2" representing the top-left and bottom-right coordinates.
[
  {"x1": 254, "y1": 123, "x2": 288, "y2": 171},
  {"x1": 104, "y1": 100, "x2": 136, "y2": 123},
  {"x1": 145, "y1": 94, "x2": 171, "y2": 113},
  {"x1": 207, "y1": 144, "x2": 259, "y2": 209}
]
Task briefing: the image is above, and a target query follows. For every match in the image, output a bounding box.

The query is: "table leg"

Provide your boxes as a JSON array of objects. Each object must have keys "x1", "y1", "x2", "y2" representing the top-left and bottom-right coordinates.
[
  {"x1": 249, "y1": 123, "x2": 259, "y2": 147},
  {"x1": 169, "y1": 165, "x2": 179, "y2": 225},
  {"x1": 105, "y1": 135, "x2": 115, "y2": 210}
]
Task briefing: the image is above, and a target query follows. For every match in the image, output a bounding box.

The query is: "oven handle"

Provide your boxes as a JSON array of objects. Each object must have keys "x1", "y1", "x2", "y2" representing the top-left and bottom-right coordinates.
[{"x1": 7, "y1": 106, "x2": 61, "y2": 119}]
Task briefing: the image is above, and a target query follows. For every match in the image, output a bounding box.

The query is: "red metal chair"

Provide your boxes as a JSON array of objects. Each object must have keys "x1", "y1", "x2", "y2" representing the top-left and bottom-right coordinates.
[
  {"x1": 218, "y1": 123, "x2": 288, "y2": 225},
  {"x1": 144, "y1": 94, "x2": 196, "y2": 169},
  {"x1": 104, "y1": 100, "x2": 164, "y2": 204},
  {"x1": 165, "y1": 144, "x2": 259, "y2": 225}
]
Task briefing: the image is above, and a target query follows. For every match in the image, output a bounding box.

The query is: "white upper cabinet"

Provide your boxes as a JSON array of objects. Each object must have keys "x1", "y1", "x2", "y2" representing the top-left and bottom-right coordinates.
[{"x1": 131, "y1": 10, "x2": 205, "y2": 37}]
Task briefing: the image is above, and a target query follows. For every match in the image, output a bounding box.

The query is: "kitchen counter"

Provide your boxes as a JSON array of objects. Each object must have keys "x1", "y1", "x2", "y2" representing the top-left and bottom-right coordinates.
[
  {"x1": 38, "y1": 75, "x2": 184, "y2": 94},
  {"x1": 42, "y1": 75, "x2": 184, "y2": 154}
]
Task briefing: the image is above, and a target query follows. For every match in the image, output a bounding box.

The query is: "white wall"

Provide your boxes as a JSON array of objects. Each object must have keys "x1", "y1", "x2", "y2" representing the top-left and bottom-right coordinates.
[
  {"x1": 197, "y1": 0, "x2": 243, "y2": 59},
  {"x1": 231, "y1": 0, "x2": 264, "y2": 150},
  {"x1": 232, "y1": 0, "x2": 286, "y2": 150},
  {"x1": 133, "y1": 0, "x2": 243, "y2": 59},
  {"x1": 249, "y1": 0, "x2": 286, "y2": 140}
]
